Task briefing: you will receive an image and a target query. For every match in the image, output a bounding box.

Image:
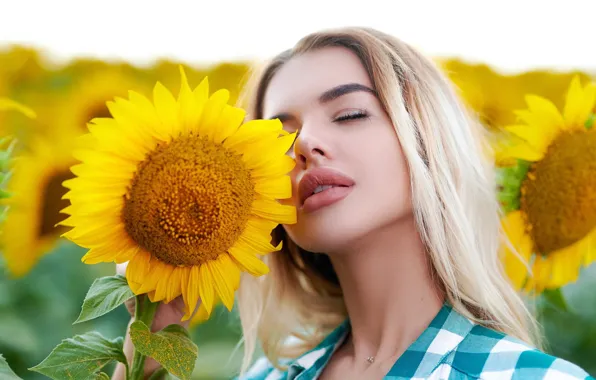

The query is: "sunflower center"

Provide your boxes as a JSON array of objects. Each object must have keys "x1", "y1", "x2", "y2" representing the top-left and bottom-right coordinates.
[
  {"x1": 521, "y1": 129, "x2": 596, "y2": 254},
  {"x1": 122, "y1": 134, "x2": 255, "y2": 266},
  {"x1": 38, "y1": 171, "x2": 72, "y2": 238}
]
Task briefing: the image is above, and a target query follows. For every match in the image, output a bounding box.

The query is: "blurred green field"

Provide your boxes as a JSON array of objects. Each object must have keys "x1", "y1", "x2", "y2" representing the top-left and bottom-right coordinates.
[{"x1": 0, "y1": 240, "x2": 595, "y2": 379}]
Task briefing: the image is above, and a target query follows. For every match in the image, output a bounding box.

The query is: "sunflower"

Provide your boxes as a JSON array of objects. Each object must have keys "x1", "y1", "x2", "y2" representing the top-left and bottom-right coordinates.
[
  {"x1": 52, "y1": 67, "x2": 151, "y2": 136},
  {"x1": 2, "y1": 129, "x2": 76, "y2": 276},
  {"x1": 149, "y1": 61, "x2": 250, "y2": 106},
  {"x1": 0, "y1": 46, "x2": 45, "y2": 91},
  {"x1": 498, "y1": 76, "x2": 596, "y2": 292},
  {"x1": 61, "y1": 68, "x2": 296, "y2": 320}
]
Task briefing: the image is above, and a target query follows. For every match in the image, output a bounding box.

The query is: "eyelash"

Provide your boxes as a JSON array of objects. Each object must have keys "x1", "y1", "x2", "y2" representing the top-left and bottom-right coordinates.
[{"x1": 334, "y1": 110, "x2": 369, "y2": 122}]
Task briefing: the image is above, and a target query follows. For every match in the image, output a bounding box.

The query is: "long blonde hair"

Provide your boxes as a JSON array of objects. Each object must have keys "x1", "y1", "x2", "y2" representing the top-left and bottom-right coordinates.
[{"x1": 236, "y1": 27, "x2": 540, "y2": 373}]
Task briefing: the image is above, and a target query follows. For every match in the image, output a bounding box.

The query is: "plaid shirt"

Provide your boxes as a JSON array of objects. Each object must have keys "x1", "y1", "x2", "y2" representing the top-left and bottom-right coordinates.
[{"x1": 239, "y1": 304, "x2": 593, "y2": 379}]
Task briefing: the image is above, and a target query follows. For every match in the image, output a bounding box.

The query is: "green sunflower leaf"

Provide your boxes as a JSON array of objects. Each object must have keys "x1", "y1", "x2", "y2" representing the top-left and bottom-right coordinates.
[
  {"x1": 0, "y1": 188, "x2": 11, "y2": 199},
  {"x1": 90, "y1": 372, "x2": 110, "y2": 380},
  {"x1": 130, "y1": 321, "x2": 198, "y2": 380},
  {"x1": 0, "y1": 354, "x2": 22, "y2": 380},
  {"x1": 29, "y1": 332, "x2": 126, "y2": 380},
  {"x1": 74, "y1": 274, "x2": 135, "y2": 324},
  {"x1": 542, "y1": 288, "x2": 569, "y2": 312},
  {"x1": 496, "y1": 159, "x2": 531, "y2": 213}
]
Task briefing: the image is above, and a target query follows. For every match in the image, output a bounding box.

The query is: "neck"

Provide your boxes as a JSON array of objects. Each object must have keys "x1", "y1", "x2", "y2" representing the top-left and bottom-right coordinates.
[{"x1": 328, "y1": 215, "x2": 444, "y2": 363}]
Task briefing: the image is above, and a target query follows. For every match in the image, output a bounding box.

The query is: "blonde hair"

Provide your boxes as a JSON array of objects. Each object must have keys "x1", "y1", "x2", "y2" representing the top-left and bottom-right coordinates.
[{"x1": 236, "y1": 27, "x2": 540, "y2": 373}]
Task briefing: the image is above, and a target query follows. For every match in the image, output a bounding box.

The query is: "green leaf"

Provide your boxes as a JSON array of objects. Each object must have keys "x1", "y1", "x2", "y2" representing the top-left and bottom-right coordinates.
[
  {"x1": 91, "y1": 372, "x2": 110, "y2": 380},
  {"x1": 29, "y1": 332, "x2": 126, "y2": 380},
  {"x1": 542, "y1": 288, "x2": 569, "y2": 312},
  {"x1": 74, "y1": 274, "x2": 135, "y2": 324},
  {"x1": 0, "y1": 354, "x2": 22, "y2": 380},
  {"x1": 130, "y1": 321, "x2": 198, "y2": 380},
  {"x1": 496, "y1": 159, "x2": 531, "y2": 213},
  {"x1": 0, "y1": 188, "x2": 11, "y2": 199}
]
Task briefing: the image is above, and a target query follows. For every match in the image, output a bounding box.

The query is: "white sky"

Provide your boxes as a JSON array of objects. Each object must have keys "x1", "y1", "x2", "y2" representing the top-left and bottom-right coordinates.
[{"x1": 1, "y1": 0, "x2": 595, "y2": 74}]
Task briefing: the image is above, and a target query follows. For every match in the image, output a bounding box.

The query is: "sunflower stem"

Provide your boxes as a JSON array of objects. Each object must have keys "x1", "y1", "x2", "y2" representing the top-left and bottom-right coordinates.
[{"x1": 129, "y1": 295, "x2": 159, "y2": 380}]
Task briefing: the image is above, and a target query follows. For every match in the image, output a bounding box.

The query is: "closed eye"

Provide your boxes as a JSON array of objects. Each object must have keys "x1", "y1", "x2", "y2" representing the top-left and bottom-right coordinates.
[{"x1": 334, "y1": 110, "x2": 369, "y2": 122}]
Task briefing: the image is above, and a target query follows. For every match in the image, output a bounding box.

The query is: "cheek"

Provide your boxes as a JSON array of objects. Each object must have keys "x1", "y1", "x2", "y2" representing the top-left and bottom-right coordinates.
[{"x1": 361, "y1": 130, "x2": 412, "y2": 210}]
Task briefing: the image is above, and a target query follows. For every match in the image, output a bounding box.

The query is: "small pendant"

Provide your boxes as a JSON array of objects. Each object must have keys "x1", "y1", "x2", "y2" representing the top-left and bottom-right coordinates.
[{"x1": 366, "y1": 356, "x2": 375, "y2": 364}]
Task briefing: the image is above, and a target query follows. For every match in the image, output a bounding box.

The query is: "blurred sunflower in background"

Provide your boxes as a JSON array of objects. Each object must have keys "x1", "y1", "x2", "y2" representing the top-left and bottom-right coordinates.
[
  {"x1": 0, "y1": 47, "x2": 45, "y2": 140},
  {"x1": 0, "y1": 98, "x2": 37, "y2": 271},
  {"x1": 62, "y1": 69, "x2": 296, "y2": 321},
  {"x1": 2, "y1": 129, "x2": 78, "y2": 276},
  {"x1": 498, "y1": 76, "x2": 596, "y2": 292},
  {"x1": 0, "y1": 46, "x2": 45, "y2": 94},
  {"x1": 441, "y1": 59, "x2": 596, "y2": 166},
  {"x1": 51, "y1": 67, "x2": 152, "y2": 136}
]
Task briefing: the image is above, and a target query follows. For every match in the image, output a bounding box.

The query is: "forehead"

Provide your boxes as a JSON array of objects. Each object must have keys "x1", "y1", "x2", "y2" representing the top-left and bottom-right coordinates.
[{"x1": 263, "y1": 47, "x2": 373, "y2": 117}]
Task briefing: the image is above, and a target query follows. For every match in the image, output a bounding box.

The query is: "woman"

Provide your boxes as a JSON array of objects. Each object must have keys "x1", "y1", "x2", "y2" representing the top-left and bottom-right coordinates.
[{"x1": 114, "y1": 27, "x2": 593, "y2": 379}]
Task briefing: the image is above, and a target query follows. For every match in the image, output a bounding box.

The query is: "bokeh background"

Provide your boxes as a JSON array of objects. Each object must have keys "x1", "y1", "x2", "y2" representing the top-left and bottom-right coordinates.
[{"x1": 1, "y1": 1, "x2": 596, "y2": 378}]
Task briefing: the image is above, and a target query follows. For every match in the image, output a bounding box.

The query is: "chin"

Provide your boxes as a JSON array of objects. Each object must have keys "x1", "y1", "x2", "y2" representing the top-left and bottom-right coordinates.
[{"x1": 284, "y1": 213, "x2": 371, "y2": 254}]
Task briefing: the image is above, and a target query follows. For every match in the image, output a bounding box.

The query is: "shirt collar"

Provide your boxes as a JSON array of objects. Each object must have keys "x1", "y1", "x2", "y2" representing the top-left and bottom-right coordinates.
[
  {"x1": 286, "y1": 303, "x2": 475, "y2": 379},
  {"x1": 387, "y1": 303, "x2": 476, "y2": 378}
]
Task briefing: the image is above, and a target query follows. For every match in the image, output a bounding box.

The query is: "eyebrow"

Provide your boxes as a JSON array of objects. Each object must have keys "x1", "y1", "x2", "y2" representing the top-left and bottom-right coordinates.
[
  {"x1": 318, "y1": 83, "x2": 376, "y2": 104},
  {"x1": 268, "y1": 83, "x2": 376, "y2": 122}
]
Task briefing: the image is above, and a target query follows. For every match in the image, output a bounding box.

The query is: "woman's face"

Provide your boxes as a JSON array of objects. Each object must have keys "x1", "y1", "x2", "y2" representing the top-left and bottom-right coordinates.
[{"x1": 262, "y1": 47, "x2": 412, "y2": 254}]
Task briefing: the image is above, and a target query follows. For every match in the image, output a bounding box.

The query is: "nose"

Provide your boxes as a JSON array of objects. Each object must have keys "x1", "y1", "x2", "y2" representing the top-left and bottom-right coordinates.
[{"x1": 293, "y1": 131, "x2": 329, "y2": 169}]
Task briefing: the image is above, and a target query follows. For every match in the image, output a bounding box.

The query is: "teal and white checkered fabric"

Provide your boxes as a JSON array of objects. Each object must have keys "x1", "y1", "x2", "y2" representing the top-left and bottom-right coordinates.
[{"x1": 238, "y1": 304, "x2": 594, "y2": 379}]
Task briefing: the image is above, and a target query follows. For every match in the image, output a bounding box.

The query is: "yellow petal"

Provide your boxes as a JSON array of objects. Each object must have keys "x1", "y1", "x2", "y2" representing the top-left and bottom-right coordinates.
[
  {"x1": 198, "y1": 264, "x2": 215, "y2": 315},
  {"x1": 153, "y1": 81, "x2": 178, "y2": 137},
  {"x1": 208, "y1": 255, "x2": 236, "y2": 311},
  {"x1": 198, "y1": 89, "x2": 230, "y2": 141},
  {"x1": 223, "y1": 119, "x2": 285, "y2": 150},
  {"x1": 229, "y1": 242, "x2": 270, "y2": 276},
  {"x1": 252, "y1": 198, "x2": 297, "y2": 224},
  {"x1": 505, "y1": 124, "x2": 556, "y2": 155},
  {"x1": 70, "y1": 163, "x2": 134, "y2": 180},
  {"x1": 128, "y1": 90, "x2": 168, "y2": 142},
  {"x1": 242, "y1": 133, "x2": 297, "y2": 170},
  {"x1": 64, "y1": 221, "x2": 125, "y2": 242},
  {"x1": 135, "y1": 257, "x2": 166, "y2": 294},
  {"x1": 523, "y1": 95, "x2": 564, "y2": 131},
  {"x1": 87, "y1": 123, "x2": 148, "y2": 162},
  {"x1": 501, "y1": 211, "x2": 533, "y2": 290},
  {"x1": 126, "y1": 250, "x2": 151, "y2": 292},
  {"x1": 251, "y1": 155, "x2": 295, "y2": 179},
  {"x1": 239, "y1": 219, "x2": 282, "y2": 254},
  {"x1": 66, "y1": 224, "x2": 128, "y2": 248},
  {"x1": 64, "y1": 199, "x2": 123, "y2": 219},
  {"x1": 81, "y1": 242, "x2": 137, "y2": 264},
  {"x1": 107, "y1": 98, "x2": 158, "y2": 150},
  {"x1": 192, "y1": 77, "x2": 209, "y2": 108},
  {"x1": 527, "y1": 256, "x2": 552, "y2": 293},
  {"x1": 177, "y1": 66, "x2": 200, "y2": 135},
  {"x1": 497, "y1": 141, "x2": 544, "y2": 162},
  {"x1": 213, "y1": 105, "x2": 246, "y2": 144},
  {"x1": 189, "y1": 302, "x2": 211, "y2": 327},
  {"x1": 63, "y1": 177, "x2": 130, "y2": 191},
  {"x1": 151, "y1": 263, "x2": 174, "y2": 302},
  {"x1": 254, "y1": 175, "x2": 292, "y2": 199},
  {"x1": 563, "y1": 76, "x2": 596, "y2": 129},
  {"x1": 181, "y1": 266, "x2": 200, "y2": 321},
  {"x1": 165, "y1": 267, "x2": 183, "y2": 304},
  {"x1": 580, "y1": 230, "x2": 596, "y2": 266},
  {"x1": 0, "y1": 98, "x2": 36, "y2": 118}
]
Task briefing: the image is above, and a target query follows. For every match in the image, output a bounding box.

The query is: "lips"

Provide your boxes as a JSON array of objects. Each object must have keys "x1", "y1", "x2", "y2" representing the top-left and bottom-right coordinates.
[{"x1": 298, "y1": 167, "x2": 355, "y2": 209}]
